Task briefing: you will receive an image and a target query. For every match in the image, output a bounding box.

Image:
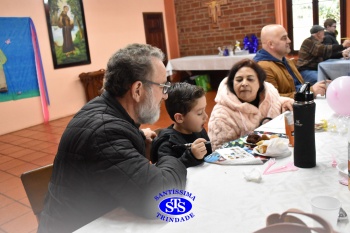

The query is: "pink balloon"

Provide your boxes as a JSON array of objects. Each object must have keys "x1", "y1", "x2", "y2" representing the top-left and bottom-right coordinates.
[{"x1": 326, "y1": 76, "x2": 350, "y2": 116}]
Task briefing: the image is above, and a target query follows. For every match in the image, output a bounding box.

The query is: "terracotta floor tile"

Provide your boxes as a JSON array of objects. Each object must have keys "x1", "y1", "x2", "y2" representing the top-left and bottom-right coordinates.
[
  {"x1": 0, "y1": 156, "x2": 13, "y2": 165},
  {"x1": 1, "y1": 211, "x2": 37, "y2": 233},
  {"x1": 0, "y1": 202, "x2": 31, "y2": 225},
  {"x1": 6, "y1": 163, "x2": 40, "y2": 177},
  {"x1": 29, "y1": 142, "x2": 56, "y2": 151},
  {"x1": 18, "y1": 196, "x2": 31, "y2": 208},
  {"x1": 0, "y1": 171, "x2": 14, "y2": 183},
  {"x1": 28, "y1": 132, "x2": 51, "y2": 141},
  {"x1": 38, "y1": 145, "x2": 58, "y2": 155},
  {"x1": 49, "y1": 127, "x2": 66, "y2": 135},
  {"x1": 0, "y1": 194, "x2": 14, "y2": 208},
  {"x1": 3, "y1": 186, "x2": 28, "y2": 201},
  {"x1": 0, "y1": 177, "x2": 22, "y2": 193},
  {"x1": 20, "y1": 140, "x2": 43, "y2": 149},
  {"x1": 0, "y1": 146, "x2": 24, "y2": 156},
  {"x1": 7, "y1": 148, "x2": 36, "y2": 159},
  {"x1": 0, "y1": 159, "x2": 25, "y2": 172},
  {"x1": 30, "y1": 155, "x2": 54, "y2": 166},
  {"x1": 0, "y1": 134, "x2": 24, "y2": 144},
  {"x1": 9, "y1": 137, "x2": 33, "y2": 146},
  {"x1": 10, "y1": 129, "x2": 37, "y2": 138},
  {"x1": 18, "y1": 151, "x2": 50, "y2": 163},
  {"x1": 0, "y1": 142, "x2": 13, "y2": 151}
]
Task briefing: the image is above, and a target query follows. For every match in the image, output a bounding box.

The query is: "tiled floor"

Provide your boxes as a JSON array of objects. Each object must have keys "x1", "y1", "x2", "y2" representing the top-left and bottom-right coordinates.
[{"x1": 0, "y1": 91, "x2": 217, "y2": 233}]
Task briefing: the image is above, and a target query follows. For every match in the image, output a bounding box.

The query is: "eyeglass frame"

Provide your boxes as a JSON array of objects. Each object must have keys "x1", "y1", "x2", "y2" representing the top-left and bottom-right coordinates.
[{"x1": 143, "y1": 80, "x2": 171, "y2": 94}]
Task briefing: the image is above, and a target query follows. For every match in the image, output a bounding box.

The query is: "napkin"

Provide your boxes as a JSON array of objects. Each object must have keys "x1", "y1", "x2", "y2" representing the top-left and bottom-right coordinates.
[
  {"x1": 243, "y1": 168, "x2": 262, "y2": 183},
  {"x1": 258, "y1": 138, "x2": 291, "y2": 158}
]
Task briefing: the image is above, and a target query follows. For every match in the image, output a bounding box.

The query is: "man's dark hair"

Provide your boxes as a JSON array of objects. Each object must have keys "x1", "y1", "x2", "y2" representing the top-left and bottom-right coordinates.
[
  {"x1": 165, "y1": 82, "x2": 205, "y2": 121},
  {"x1": 324, "y1": 18, "x2": 336, "y2": 28},
  {"x1": 103, "y1": 43, "x2": 164, "y2": 97},
  {"x1": 227, "y1": 58, "x2": 266, "y2": 96}
]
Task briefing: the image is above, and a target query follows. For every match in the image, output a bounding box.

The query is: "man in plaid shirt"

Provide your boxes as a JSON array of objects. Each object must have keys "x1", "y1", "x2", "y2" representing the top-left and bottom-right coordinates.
[{"x1": 296, "y1": 25, "x2": 350, "y2": 85}]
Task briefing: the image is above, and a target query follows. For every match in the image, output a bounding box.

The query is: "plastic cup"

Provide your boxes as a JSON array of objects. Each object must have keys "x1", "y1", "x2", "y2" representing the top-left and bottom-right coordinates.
[
  {"x1": 284, "y1": 111, "x2": 294, "y2": 147},
  {"x1": 311, "y1": 196, "x2": 341, "y2": 228}
]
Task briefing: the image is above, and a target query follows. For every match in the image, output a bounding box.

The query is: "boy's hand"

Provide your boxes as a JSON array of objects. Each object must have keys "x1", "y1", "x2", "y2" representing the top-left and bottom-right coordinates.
[{"x1": 190, "y1": 138, "x2": 208, "y2": 160}]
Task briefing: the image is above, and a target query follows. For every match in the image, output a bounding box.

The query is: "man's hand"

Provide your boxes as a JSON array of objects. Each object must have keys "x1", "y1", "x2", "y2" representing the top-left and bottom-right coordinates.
[
  {"x1": 190, "y1": 138, "x2": 208, "y2": 160},
  {"x1": 312, "y1": 80, "x2": 331, "y2": 96},
  {"x1": 342, "y1": 47, "x2": 350, "y2": 59},
  {"x1": 342, "y1": 40, "x2": 350, "y2": 48},
  {"x1": 141, "y1": 128, "x2": 157, "y2": 142},
  {"x1": 141, "y1": 128, "x2": 156, "y2": 161}
]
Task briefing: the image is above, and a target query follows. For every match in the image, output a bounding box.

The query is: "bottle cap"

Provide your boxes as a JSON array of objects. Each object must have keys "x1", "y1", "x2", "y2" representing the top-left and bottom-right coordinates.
[{"x1": 294, "y1": 82, "x2": 314, "y2": 101}]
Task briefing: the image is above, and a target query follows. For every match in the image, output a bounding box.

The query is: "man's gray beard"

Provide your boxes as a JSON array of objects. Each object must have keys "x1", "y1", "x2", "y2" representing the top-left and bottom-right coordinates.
[{"x1": 136, "y1": 89, "x2": 160, "y2": 124}]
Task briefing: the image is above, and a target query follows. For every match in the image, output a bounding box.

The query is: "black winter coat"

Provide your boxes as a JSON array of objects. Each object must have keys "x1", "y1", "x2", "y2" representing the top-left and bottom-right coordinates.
[
  {"x1": 151, "y1": 125, "x2": 212, "y2": 167},
  {"x1": 38, "y1": 92, "x2": 187, "y2": 233}
]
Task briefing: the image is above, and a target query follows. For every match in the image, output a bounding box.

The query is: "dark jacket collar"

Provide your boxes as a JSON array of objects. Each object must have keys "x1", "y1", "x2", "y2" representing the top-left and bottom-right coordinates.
[{"x1": 101, "y1": 91, "x2": 140, "y2": 128}]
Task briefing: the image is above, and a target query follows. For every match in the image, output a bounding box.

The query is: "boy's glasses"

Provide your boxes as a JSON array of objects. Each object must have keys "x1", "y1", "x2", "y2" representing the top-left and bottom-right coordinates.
[{"x1": 143, "y1": 80, "x2": 171, "y2": 94}]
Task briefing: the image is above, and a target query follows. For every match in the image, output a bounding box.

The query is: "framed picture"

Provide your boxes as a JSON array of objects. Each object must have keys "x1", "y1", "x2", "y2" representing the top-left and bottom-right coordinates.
[{"x1": 44, "y1": 0, "x2": 91, "y2": 69}]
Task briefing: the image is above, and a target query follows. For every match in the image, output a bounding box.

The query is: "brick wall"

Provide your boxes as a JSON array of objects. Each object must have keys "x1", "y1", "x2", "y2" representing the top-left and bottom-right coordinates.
[{"x1": 174, "y1": 0, "x2": 276, "y2": 57}]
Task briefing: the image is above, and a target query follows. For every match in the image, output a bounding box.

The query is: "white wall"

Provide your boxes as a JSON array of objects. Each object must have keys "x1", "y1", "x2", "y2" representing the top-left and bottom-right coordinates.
[{"x1": 0, "y1": 0, "x2": 166, "y2": 135}]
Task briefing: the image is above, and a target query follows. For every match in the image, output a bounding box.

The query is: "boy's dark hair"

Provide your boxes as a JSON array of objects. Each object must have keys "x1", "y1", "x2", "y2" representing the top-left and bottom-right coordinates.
[{"x1": 165, "y1": 82, "x2": 205, "y2": 122}]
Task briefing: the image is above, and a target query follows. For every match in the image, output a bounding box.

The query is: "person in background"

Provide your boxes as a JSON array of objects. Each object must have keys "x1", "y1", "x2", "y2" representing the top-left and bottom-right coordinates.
[
  {"x1": 254, "y1": 24, "x2": 329, "y2": 98},
  {"x1": 151, "y1": 82, "x2": 211, "y2": 166},
  {"x1": 38, "y1": 44, "x2": 192, "y2": 233},
  {"x1": 208, "y1": 59, "x2": 294, "y2": 151},
  {"x1": 323, "y1": 18, "x2": 339, "y2": 45},
  {"x1": 297, "y1": 25, "x2": 350, "y2": 85}
]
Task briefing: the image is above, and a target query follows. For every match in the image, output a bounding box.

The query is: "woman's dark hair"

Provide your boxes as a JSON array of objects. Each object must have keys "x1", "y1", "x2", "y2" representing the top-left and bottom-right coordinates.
[
  {"x1": 165, "y1": 82, "x2": 205, "y2": 121},
  {"x1": 227, "y1": 58, "x2": 266, "y2": 96}
]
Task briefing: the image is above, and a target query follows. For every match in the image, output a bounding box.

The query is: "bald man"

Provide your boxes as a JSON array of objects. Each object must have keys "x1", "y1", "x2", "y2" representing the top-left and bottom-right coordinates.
[{"x1": 253, "y1": 24, "x2": 329, "y2": 98}]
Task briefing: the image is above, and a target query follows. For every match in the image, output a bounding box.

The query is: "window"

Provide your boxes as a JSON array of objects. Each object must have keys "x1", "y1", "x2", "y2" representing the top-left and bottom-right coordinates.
[{"x1": 286, "y1": 0, "x2": 346, "y2": 53}]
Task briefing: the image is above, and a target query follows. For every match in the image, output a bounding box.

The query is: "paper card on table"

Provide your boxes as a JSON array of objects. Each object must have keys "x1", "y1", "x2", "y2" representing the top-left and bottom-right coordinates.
[{"x1": 205, "y1": 147, "x2": 263, "y2": 165}]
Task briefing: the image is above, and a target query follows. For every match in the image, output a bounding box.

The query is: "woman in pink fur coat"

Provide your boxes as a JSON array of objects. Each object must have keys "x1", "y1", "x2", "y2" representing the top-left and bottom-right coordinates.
[{"x1": 208, "y1": 59, "x2": 294, "y2": 150}]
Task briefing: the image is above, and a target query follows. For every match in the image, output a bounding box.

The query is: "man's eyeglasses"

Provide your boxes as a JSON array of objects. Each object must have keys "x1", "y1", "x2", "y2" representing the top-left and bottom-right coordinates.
[{"x1": 143, "y1": 80, "x2": 171, "y2": 94}]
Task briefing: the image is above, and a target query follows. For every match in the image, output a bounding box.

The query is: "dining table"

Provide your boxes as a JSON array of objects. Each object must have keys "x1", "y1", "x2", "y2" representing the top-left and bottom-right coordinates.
[
  {"x1": 166, "y1": 53, "x2": 256, "y2": 76},
  {"x1": 317, "y1": 59, "x2": 350, "y2": 81},
  {"x1": 74, "y1": 97, "x2": 349, "y2": 233}
]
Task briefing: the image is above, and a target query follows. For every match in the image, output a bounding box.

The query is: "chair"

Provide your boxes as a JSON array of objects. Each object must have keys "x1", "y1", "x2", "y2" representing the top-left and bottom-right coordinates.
[
  {"x1": 20, "y1": 164, "x2": 53, "y2": 223},
  {"x1": 253, "y1": 209, "x2": 335, "y2": 233}
]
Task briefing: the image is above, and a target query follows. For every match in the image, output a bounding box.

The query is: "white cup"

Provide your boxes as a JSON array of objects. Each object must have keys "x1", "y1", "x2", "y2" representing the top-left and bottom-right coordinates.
[{"x1": 311, "y1": 196, "x2": 341, "y2": 228}]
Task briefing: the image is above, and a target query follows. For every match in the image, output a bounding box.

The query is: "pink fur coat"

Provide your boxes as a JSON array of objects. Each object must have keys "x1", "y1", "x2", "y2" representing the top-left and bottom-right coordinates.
[{"x1": 208, "y1": 77, "x2": 293, "y2": 150}]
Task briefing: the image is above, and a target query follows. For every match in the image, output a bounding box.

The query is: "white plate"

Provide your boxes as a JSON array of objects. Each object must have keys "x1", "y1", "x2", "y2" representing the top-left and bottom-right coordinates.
[
  {"x1": 252, "y1": 147, "x2": 291, "y2": 158},
  {"x1": 336, "y1": 162, "x2": 348, "y2": 178}
]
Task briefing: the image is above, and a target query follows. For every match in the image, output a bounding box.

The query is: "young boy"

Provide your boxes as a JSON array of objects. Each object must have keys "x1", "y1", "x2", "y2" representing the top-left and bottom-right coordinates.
[{"x1": 151, "y1": 82, "x2": 212, "y2": 167}]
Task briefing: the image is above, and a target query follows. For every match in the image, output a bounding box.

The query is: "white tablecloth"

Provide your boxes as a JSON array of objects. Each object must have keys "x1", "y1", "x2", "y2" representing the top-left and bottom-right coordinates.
[
  {"x1": 166, "y1": 54, "x2": 256, "y2": 76},
  {"x1": 75, "y1": 98, "x2": 349, "y2": 233},
  {"x1": 317, "y1": 59, "x2": 350, "y2": 81}
]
